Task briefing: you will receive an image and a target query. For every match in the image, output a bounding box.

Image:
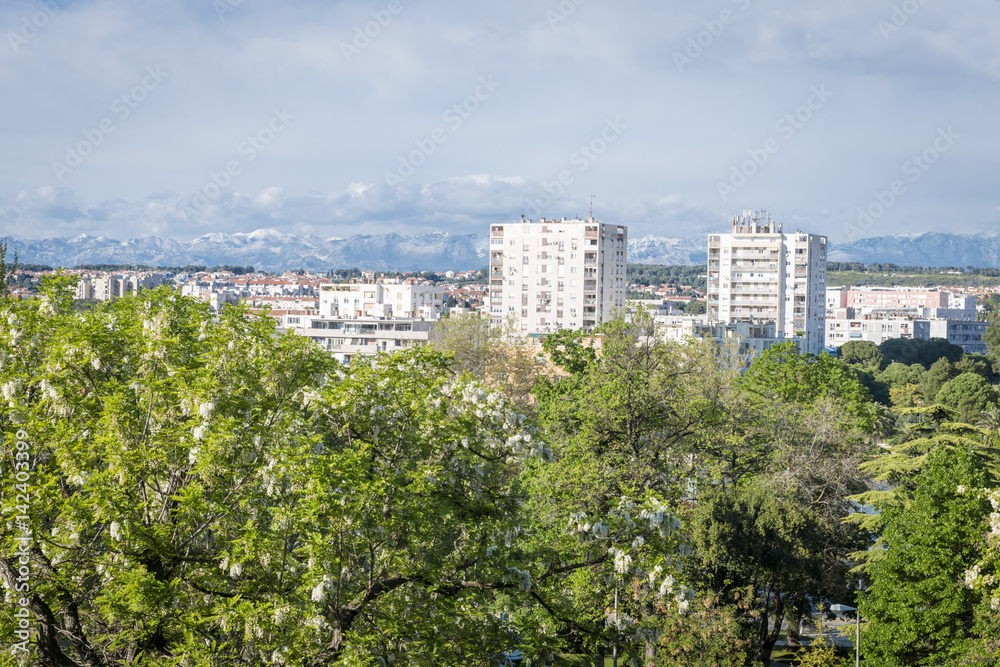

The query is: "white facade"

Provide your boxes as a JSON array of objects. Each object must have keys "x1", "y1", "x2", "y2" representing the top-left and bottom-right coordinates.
[
  {"x1": 280, "y1": 313, "x2": 435, "y2": 364},
  {"x1": 488, "y1": 217, "x2": 627, "y2": 334},
  {"x1": 919, "y1": 319, "x2": 988, "y2": 355},
  {"x1": 656, "y1": 315, "x2": 803, "y2": 356},
  {"x1": 76, "y1": 272, "x2": 168, "y2": 301},
  {"x1": 318, "y1": 279, "x2": 442, "y2": 321},
  {"x1": 826, "y1": 316, "x2": 920, "y2": 348},
  {"x1": 707, "y1": 210, "x2": 827, "y2": 355}
]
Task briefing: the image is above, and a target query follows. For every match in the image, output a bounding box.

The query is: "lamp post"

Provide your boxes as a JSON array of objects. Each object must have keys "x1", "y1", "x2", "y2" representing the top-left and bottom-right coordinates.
[{"x1": 837, "y1": 600, "x2": 860, "y2": 667}]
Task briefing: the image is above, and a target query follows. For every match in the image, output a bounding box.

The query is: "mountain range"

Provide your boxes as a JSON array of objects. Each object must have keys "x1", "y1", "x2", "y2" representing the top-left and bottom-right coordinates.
[{"x1": 8, "y1": 229, "x2": 1000, "y2": 272}]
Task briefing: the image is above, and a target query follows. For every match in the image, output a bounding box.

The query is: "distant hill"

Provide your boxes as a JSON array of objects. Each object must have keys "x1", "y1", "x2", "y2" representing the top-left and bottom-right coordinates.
[
  {"x1": 10, "y1": 230, "x2": 1000, "y2": 272},
  {"x1": 827, "y1": 233, "x2": 1000, "y2": 268},
  {"x1": 8, "y1": 229, "x2": 490, "y2": 272},
  {"x1": 9, "y1": 229, "x2": 706, "y2": 272}
]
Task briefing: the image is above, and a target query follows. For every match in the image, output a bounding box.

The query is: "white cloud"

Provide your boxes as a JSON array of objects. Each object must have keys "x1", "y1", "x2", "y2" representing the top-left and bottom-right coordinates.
[{"x1": 0, "y1": 0, "x2": 998, "y2": 243}]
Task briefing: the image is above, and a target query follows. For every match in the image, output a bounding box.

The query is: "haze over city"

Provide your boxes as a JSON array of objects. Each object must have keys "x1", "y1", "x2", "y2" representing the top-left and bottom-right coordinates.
[{"x1": 2, "y1": 0, "x2": 998, "y2": 244}]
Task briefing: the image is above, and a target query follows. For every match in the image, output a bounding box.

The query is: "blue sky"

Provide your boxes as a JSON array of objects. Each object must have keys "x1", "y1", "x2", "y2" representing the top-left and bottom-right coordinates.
[{"x1": 1, "y1": 0, "x2": 998, "y2": 243}]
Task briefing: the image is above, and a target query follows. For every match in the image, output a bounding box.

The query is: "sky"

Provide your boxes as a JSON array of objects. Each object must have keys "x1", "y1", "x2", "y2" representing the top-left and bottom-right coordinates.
[{"x1": 1, "y1": 0, "x2": 998, "y2": 244}]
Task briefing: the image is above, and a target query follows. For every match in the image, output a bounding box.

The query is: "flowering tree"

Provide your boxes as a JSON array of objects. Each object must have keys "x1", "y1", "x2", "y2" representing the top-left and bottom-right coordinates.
[
  {"x1": 0, "y1": 281, "x2": 557, "y2": 666},
  {"x1": 526, "y1": 313, "x2": 742, "y2": 664}
]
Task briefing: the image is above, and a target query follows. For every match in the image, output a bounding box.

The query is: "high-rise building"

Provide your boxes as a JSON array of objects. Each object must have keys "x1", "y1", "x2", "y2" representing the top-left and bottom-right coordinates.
[
  {"x1": 488, "y1": 217, "x2": 627, "y2": 334},
  {"x1": 707, "y1": 210, "x2": 827, "y2": 355}
]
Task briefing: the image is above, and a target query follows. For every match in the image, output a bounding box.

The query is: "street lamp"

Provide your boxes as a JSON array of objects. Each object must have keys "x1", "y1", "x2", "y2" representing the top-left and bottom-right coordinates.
[{"x1": 831, "y1": 603, "x2": 860, "y2": 667}]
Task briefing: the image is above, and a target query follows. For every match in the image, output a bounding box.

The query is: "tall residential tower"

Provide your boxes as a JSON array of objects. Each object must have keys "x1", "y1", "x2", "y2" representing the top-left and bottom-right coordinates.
[
  {"x1": 489, "y1": 217, "x2": 627, "y2": 334},
  {"x1": 707, "y1": 210, "x2": 826, "y2": 354}
]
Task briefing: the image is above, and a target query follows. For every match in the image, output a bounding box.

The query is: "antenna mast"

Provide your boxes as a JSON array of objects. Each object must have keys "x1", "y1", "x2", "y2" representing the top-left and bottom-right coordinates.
[{"x1": 589, "y1": 193, "x2": 597, "y2": 221}]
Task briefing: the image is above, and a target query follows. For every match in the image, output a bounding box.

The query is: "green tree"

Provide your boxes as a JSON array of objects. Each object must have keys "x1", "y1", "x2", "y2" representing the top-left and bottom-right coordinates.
[
  {"x1": 0, "y1": 284, "x2": 560, "y2": 666},
  {"x1": 955, "y1": 354, "x2": 998, "y2": 383},
  {"x1": 680, "y1": 343, "x2": 879, "y2": 666},
  {"x1": 879, "y1": 337, "x2": 963, "y2": 369},
  {"x1": 935, "y1": 372, "x2": 999, "y2": 422},
  {"x1": 0, "y1": 237, "x2": 18, "y2": 298},
  {"x1": 525, "y1": 311, "x2": 745, "y2": 663},
  {"x1": 684, "y1": 484, "x2": 857, "y2": 667},
  {"x1": 740, "y1": 342, "x2": 882, "y2": 428},
  {"x1": 428, "y1": 312, "x2": 539, "y2": 410},
  {"x1": 684, "y1": 299, "x2": 707, "y2": 315},
  {"x1": 920, "y1": 357, "x2": 958, "y2": 404},
  {"x1": 839, "y1": 340, "x2": 886, "y2": 370},
  {"x1": 846, "y1": 405, "x2": 999, "y2": 574},
  {"x1": 861, "y1": 446, "x2": 996, "y2": 666},
  {"x1": 877, "y1": 362, "x2": 924, "y2": 389},
  {"x1": 984, "y1": 319, "x2": 1000, "y2": 356}
]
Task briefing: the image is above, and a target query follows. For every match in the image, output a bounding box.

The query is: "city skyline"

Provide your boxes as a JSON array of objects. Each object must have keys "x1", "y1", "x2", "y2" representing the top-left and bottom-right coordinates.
[{"x1": 1, "y1": 0, "x2": 998, "y2": 244}]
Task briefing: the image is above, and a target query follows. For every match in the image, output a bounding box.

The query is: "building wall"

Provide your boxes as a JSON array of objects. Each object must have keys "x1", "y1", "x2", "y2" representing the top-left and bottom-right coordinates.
[
  {"x1": 707, "y1": 210, "x2": 826, "y2": 355},
  {"x1": 319, "y1": 281, "x2": 443, "y2": 320},
  {"x1": 488, "y1": 217, "x2": 627, "y2": 334},
  {"x1": 923, "y1": 319, "x2": 988, "y2": 354},
  {"x1": 280, "y1": 313, "x2": 435, "y2": 363}
]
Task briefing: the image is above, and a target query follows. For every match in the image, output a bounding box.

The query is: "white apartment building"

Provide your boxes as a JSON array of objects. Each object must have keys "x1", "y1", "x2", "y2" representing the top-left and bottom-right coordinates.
[
  {"x1": 488, "y1": 217, "x2": 627, "y2": 334},
  {"x1": 278, "y1": 278, "x2": 444, "y2": 364},
  {"x1": 280, "y1": 313, "x2": 437, "y2": 364},
  {"x1": 656, "y1": 315, "x2": 801, "y2": 356},
  {"x1": 76, "y1": 272, "x2": 168, "y2": 301},
  {"x1": 318, "y1": 278, "x2": 442, "y2": 320},
  {"x1": 707, "y1": 210, "x2": 827, "y2": 355}
]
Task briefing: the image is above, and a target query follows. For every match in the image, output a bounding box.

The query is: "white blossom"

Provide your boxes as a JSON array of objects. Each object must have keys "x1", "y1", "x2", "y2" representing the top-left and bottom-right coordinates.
[
  {"x1": 1, "y1": 379, "x2": 22, "y2": 401},
  {"x1": 658, "y1": 575, "x2": 675, "y2": 599},
  {"x1": 311, "y1": 575, "x2": 331, "y2": 603}
]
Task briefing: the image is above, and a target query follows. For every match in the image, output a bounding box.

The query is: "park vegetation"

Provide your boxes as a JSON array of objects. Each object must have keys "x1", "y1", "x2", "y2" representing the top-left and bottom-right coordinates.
[{"x1": 1, "y1": 265, "x2": 999, "y2": 666}]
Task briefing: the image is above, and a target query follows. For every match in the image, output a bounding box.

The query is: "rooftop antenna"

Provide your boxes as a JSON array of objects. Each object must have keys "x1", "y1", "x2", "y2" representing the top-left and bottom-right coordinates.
[{"x1": 589, "y1": 193, "x2": 597, "y2": 221}]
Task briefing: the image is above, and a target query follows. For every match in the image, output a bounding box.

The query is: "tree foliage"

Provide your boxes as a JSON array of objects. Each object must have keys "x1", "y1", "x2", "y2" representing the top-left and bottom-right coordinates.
[
  {"x1": 935, "y1": 373, "x2": 999, "y2": 422},
  {"x1": 839, "y1": 340, "x2": 885, "y2": 371},
  {"x1": 0, "y1": 283, "x2": 559, "y2": 666},
  {"x1": 861, "y1": 446, "x2": 997, "y2": 666}
]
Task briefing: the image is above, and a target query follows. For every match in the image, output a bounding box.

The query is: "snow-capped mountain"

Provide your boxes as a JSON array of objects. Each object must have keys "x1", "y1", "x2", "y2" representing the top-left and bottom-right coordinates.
[
  {"x1": 12, "y1": 229, "x2": 1000, "y2": 272},
  {"x1": 10, "y1": 230, "x2": 491, "y2": 272},
  {"x1": 627, "y1": 235, "x2": 707, "y2": 265},
  {"x1": 827, "y1": 232, "x2": 1000, "y2": 268}
]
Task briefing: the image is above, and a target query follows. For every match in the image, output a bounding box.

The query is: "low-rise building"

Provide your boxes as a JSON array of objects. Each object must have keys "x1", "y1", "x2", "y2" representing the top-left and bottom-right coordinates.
[
  {"x1": 279, "y1": 313, "x2": 436, "y2": 364},
  {"x1": 656, "y1": 315, "x2": 805, "y2": 355}
]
